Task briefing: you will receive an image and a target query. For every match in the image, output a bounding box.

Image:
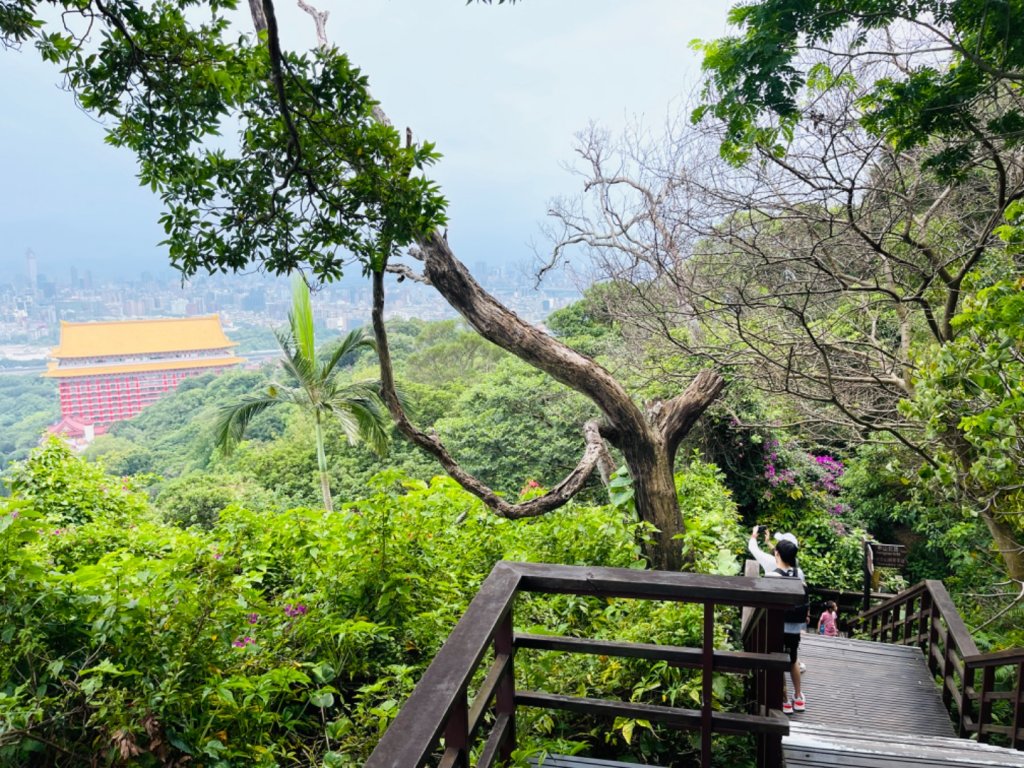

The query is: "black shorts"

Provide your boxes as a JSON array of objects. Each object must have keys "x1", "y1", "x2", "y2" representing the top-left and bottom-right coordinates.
[{"x1": 783, "y1": 632, "x2": 801, "y2": 664}]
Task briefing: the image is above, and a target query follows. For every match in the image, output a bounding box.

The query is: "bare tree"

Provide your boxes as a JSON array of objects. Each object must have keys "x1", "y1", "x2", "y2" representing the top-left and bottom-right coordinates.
[{"x1": 547, "y1": 31, "x2": 1024, "y2": 579}]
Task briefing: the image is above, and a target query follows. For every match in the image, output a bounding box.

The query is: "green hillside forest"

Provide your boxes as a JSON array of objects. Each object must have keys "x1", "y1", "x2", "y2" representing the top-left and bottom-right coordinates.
[{"x1": 4, "y1": 0, "x2": 1024, "y2": 766}]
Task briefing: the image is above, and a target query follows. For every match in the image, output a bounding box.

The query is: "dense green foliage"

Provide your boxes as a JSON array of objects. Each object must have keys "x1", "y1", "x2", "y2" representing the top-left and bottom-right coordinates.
[
  {"x1": 0, "y1": 440, "x2": 791, "y2": 766},
  {"x1": 3, "y1": 0, "x2": 1023, "y2": 763},
  {"x1": 0, "y1": 375, "x2": 58, "y2": 472},
  {"x1": 86, "y1": 371, "x2": 279, "y2": 478},
  {"x1": 77, "y1": 317, "x2": 609, "y2": 511}
]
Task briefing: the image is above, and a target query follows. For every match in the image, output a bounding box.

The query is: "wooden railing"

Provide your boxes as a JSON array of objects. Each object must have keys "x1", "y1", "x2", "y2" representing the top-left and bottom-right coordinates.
[
  {"x1": 861, "y1": 579, "x2": 1024, "y2": 749},
  {"x1": 364, "y1": 560, "x2": 806, "y2": 768}
]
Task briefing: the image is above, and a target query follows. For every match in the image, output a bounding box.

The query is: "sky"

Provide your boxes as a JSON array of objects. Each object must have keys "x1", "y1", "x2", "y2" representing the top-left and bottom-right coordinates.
[{"x1": 0, "y1": 0, "x2": 735, "y2": 284}]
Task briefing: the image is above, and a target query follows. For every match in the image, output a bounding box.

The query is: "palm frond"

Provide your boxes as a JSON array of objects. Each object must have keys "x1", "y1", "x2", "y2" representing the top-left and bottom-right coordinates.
[
  {"x1": 321, "y1": 328, "x2": 374, "y2": 379},
  {"x1": 213, "y1": 393, "x2": 281, "y2": 455},
  {"x1": 351, "y1": 399, "x2": 391, "y2": 457},
  {"x1": 274, "y1": 326, "x2": 316, "y2": 388},
  {"x1": 290, "y1": 275, "x2": 317, "y2": 366},
  {"x1": 325, "y1": 382, "x2": 391, "y2": 457}
]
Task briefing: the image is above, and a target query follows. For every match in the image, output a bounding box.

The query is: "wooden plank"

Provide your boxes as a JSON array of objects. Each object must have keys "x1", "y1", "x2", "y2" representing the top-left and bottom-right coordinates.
[
  {"x1": 861, "y1": 582, "x2": 928, "y2": 621},
  {"x1": 515, "y1": 690, "x2": 790, "y2": 736},
  {"x1": 793, "y1": 633, "x2": 955, "y2": 738},
  {"x1": 468, "y1": 652, "x2": 511, "y2": 741},
  {"x1": 515, "y1": 633, "x2": 791, "y2": 672},
  {"x1": 365, "y1": 563, "x2": 520, "y2": 768},
  {"x1": 475, "y1": 712, "x2": 511, "y2": 768},
  {"x1": 789, "y1": 722, "x2": 1021, "y2": 753},
  {"x1": 926, "y1": 580, "x2": 980, "y2": 657},
  {"x1": 511, "y1": 561, "x2": 806, "y2": 608},
  {"x1": 785, "y1": 722, "x2": 1024, "y2": 767},
  {"x1": 528, "y1": 755, "x2": 655, "y2": 768},
  {"x1": 965, "y1": 647, "x2": 1024, "y2": 666}
]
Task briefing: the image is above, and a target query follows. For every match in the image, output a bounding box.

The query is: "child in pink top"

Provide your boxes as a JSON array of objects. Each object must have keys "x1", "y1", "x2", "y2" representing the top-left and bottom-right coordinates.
[{"x1": 818, "y1": 601, "x2": 839, "y2": 637}]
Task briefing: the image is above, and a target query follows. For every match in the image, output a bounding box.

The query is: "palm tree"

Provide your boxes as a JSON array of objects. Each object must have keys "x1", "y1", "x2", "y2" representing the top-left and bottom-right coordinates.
[{"x1": 215, "y1": 278, "x2": 389, "y2": 511}]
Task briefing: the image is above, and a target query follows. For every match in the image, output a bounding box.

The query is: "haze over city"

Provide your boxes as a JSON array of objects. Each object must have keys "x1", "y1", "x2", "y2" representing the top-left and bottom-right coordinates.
[{"x1": 1, "y1": 0, "x2": 732, "y2": 282}]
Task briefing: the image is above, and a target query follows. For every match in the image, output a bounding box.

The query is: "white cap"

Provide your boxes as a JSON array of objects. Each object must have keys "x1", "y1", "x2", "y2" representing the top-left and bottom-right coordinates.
[{"x1": 774, "y1": 532, "x2": 799, "y2": 547}]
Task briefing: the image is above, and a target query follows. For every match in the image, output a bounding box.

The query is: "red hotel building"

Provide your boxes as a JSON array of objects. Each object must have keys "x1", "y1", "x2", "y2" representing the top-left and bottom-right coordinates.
[{"x1": 44, "y1": 315, "x2": 244, "y2": 440}]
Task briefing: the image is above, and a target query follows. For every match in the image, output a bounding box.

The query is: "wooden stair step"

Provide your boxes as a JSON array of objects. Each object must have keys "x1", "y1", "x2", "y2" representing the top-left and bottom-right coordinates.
[
  {"x1": 529, "y1": 755, "x2": 659, "y2": 768},
  {"x1": 785, "y1": 722, "x2": 1024, "y2": 767}
]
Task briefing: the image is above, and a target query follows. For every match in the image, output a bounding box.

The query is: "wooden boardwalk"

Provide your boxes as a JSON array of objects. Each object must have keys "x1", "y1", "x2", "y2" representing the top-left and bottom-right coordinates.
[
  {"x1": 786, "y1": 632, "x2": 954, "y2": 736},
  {"x1": 784, "y1": 633, "x2": 1024, "y2": 766},
  {"x1": 537, "y1": 632, "x2": 1024, "y2": 767}
]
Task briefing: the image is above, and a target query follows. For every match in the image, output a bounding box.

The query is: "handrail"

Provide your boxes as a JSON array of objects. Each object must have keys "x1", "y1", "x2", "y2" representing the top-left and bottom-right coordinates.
[
  {"x1": 860, "y1": 578, "x2": 1024, "y2": 750},
  {"x1": 365, "y1": 560, "x2": 806, "y2": 768}
]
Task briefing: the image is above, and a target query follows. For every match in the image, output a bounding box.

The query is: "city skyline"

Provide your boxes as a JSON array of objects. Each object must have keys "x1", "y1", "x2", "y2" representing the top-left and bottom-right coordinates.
[{"x1": 0, "y1": 255, "x2": 582, "y2": 363}]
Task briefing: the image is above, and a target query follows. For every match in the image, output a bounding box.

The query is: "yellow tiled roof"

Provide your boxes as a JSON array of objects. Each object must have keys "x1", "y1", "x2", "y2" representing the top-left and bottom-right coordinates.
[
  {"x1": 50, "y1": 315, "x2": 238, "y2": 358},
  {"x1": 43, "y1": 356, "x2": 246, "y2": 379}
]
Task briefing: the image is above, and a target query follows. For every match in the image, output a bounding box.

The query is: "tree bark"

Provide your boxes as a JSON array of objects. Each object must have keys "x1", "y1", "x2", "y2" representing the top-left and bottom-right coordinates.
[
  {"x1": 979, "y1": 508, "x2": 1024, "y2": 584},
  {"x1": 371, "y1": 268, "x2": 607, "y2": 519}
]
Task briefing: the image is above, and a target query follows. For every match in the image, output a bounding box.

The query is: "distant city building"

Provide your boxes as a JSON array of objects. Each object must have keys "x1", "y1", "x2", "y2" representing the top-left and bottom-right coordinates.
[
  {"x1": 43, "y1": 315, "x2": 244, "y2": 440},
  {"x1": 25, "y1": 249, "x2": 38, "y2": 294}
]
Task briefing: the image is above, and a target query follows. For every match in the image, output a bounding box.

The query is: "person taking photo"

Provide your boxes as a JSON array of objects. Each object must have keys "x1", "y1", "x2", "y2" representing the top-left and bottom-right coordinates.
[{"x1": 749, "y1": 526, "x2": 808, "y2": 714}]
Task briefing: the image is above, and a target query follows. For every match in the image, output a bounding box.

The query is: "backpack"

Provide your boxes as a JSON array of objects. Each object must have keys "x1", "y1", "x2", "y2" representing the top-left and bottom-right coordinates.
[{"x1": 774, "y1": 567, "x2": 809, "y2": 625}]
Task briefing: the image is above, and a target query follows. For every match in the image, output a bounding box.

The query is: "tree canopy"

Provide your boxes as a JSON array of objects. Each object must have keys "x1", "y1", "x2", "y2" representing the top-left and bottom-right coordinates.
[{"x1": 694, "y1": 0, "x2": 1024, "y2": 176}]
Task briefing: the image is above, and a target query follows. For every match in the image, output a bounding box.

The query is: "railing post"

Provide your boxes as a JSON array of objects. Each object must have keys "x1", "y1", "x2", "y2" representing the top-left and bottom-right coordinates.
[
  {"x1": 977, "y1": 666, "x2": 995, "y2": 743},
  {"x1": 765, "y1": 607, "x2": 785, "y2": 768},
  {"x1": 442, "y1": 689, "x2": 470, "y2": 768},
  {"x1": 862, "y1": 540, "x2": 872, "y2": 613},
  {"x1": 701, "y1": 601, "x2": 714, "y2": 768},
  {"x1": 921, "y1": 590, "x2": 933, "y2": 662},
  {"x1": 927, "y1": 598, "x2": 941, "y2": 678},
  {"x1": 754, "y1": 613, "x2": 765, "y2": 715},
  {"x1": 940, "y1": 625, "x2": 954, "y2": 711},
  {"x1": 902, "y1": 595, "x2": 913, "y2": 646},
  {"x1": 494, "y1": 609, "x2": 516, "y2": 761},
  {"x1": 959, "y1": 662, "x2": 975, "y2": 740},
  {"x1": 1012, "y1": 661, "x2": 1023, "y2": 750}
]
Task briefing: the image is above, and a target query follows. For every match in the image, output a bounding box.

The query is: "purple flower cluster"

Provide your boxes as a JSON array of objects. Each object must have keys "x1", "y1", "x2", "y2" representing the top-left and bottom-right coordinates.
[
  {"x1": 283, "y1": 603, "x2": 308, "y2": 618},
  {"x1": 246, "y1": 613, "x2": 260, "y2": 625},
  {"x1": 761, "y1": 442, "x2": 849, "y2": 518},
  {"x1": 232, "y1": 636, "x2": 255, "y2": 648},
  {"x1": 765, "y1": 463, "x2": 797, "y2": 487},
  {"x1": 813, "y1": 455, "x2": 845, "y2": 493}
]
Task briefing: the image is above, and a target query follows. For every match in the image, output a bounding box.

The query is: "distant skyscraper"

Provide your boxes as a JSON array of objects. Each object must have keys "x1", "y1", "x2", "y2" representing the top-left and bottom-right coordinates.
[{"x1": 25, "y1": 249, "x2": 38, "y2": 293}]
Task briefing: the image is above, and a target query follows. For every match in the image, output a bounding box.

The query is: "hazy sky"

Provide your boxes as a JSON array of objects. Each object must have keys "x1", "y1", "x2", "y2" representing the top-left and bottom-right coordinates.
[{"x1": 0, "y1": 0, "x2": 735, "y2": 283}]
